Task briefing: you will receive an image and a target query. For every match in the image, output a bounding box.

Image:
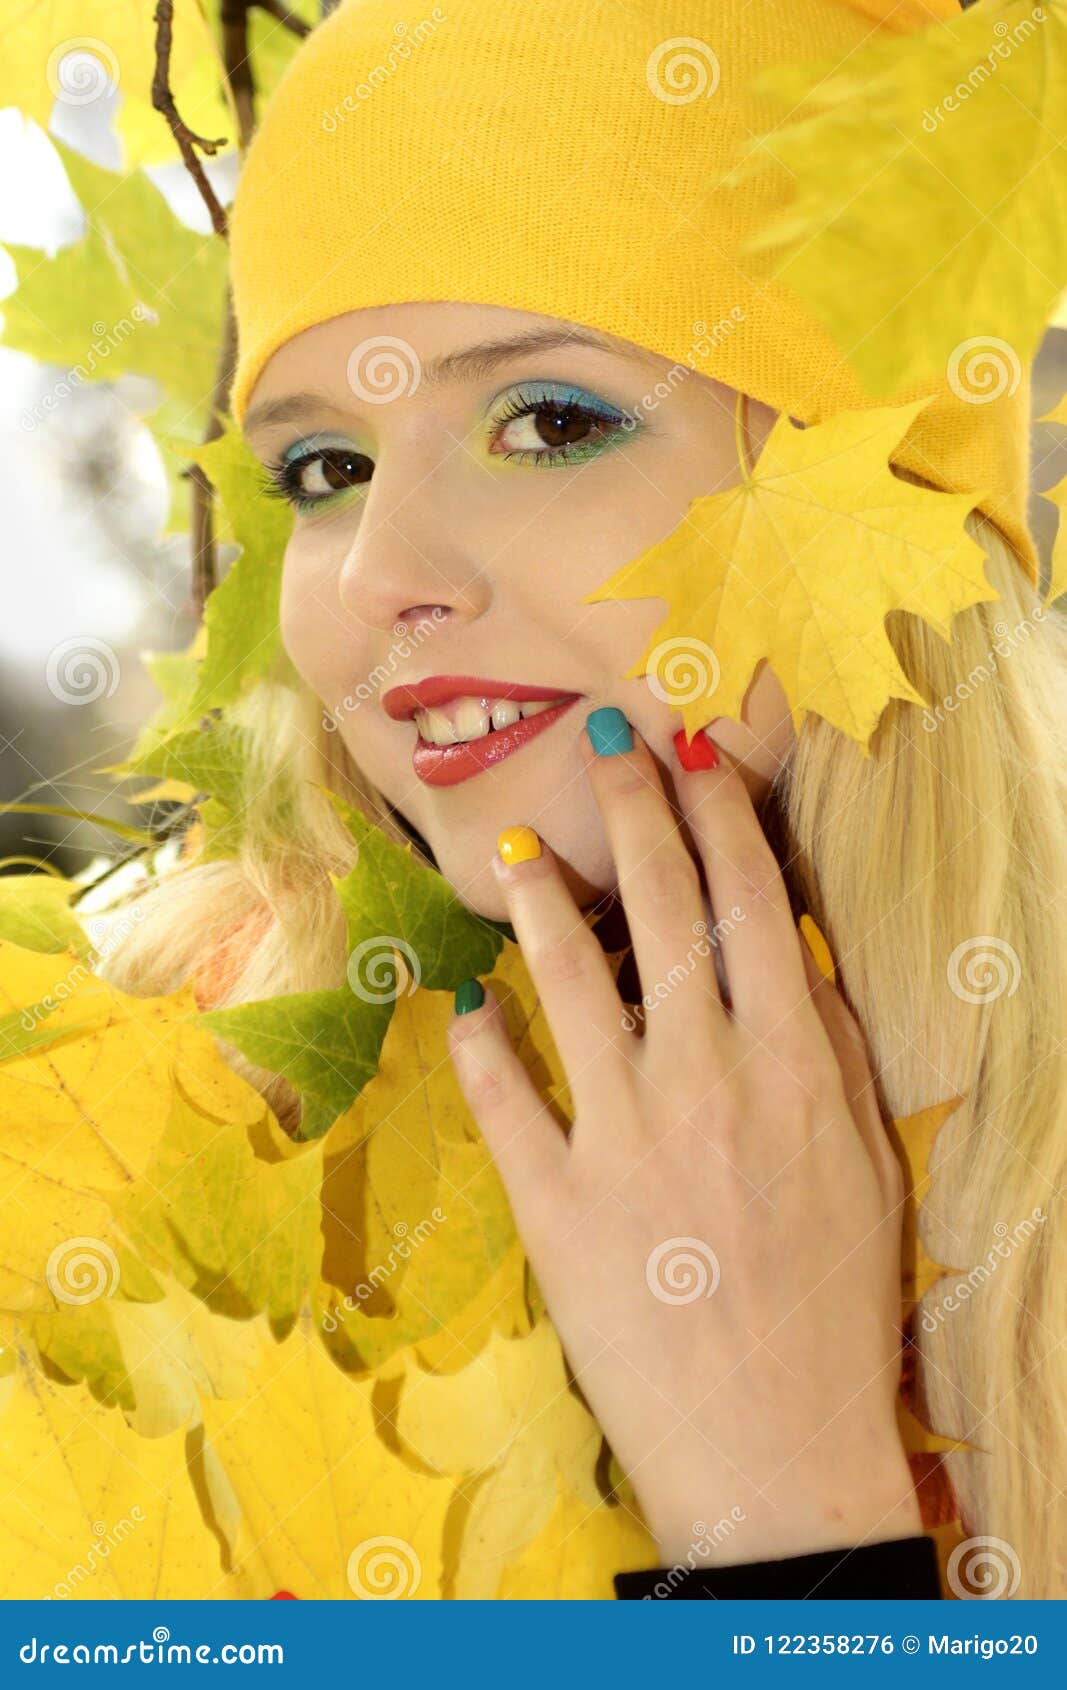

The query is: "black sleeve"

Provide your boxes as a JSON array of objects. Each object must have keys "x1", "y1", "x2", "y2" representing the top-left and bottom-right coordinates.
[{"x1": 613, "y1": 1533, "x2": 941, "y2": 1599}]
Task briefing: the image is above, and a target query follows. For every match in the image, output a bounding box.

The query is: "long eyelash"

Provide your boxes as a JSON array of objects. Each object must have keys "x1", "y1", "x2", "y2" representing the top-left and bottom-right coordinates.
[
  {"x1": 259, "y1": 461, "x2": 298, "y2": 503},
  {"x1": 257, "y1": 452, "x2": 366, "y2": 513},
  {"x1": 492, "y1": 387, "x2": 628, "y2": 466},
  {"x1": 257, "y1": 387, "x2": 630, "y2": 509}
]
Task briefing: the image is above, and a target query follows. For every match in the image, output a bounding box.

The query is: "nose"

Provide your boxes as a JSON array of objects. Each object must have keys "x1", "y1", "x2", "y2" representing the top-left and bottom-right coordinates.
[{"x1": 336, "y1": 453, "x2": 490, "y2": 635}]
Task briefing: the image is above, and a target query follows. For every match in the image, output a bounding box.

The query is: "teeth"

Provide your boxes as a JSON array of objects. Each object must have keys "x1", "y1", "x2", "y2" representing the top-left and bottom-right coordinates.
[
  {"x1": 490, "y1": 699, "x2": 521, "y2": 730},
  {"x1": 453, "y1": 699, "x2": 491, "y2": 741},
  {"x1": 418, "y1": 706, "x2": 458, "y2": 746},
  {"x1": 413, "y1": 694, "x2": 569, "y2": 746}
]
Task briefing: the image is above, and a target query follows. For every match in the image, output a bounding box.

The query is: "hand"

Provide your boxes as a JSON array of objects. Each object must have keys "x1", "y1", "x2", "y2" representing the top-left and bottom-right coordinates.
[{"x1": 446, "y1": 710, "x2": 920, "y2": 1569}]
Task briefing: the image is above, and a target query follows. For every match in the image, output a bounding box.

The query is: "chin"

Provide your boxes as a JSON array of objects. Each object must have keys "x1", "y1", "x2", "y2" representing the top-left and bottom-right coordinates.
[{"x1": 432, "y1": 830, "x2": 617, "y2": 924}]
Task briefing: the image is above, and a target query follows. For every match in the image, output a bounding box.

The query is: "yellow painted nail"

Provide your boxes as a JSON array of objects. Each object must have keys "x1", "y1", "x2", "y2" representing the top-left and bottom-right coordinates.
[
  {"x1": 799, "y1": 913, "x2": 836, "y2": 984},
  {"x1": 497, "y1": 826, "x2": 542, "y2": 865}
]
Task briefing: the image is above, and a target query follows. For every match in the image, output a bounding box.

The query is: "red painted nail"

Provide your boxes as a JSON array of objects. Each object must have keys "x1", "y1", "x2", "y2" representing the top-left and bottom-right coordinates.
[
  {"x1": 673, "y1": 727, "x2": 719, "y2": 770},
  {"x1": 270, "y1": 1590, "x2": 298, "y2": 1599}
]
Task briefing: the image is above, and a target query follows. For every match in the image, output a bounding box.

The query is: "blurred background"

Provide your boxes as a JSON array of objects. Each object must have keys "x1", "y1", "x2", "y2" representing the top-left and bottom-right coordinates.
[
  {"x1": 2, "y1": 59, "x2": 1066, "y2": 889},
  {"x1": 0, "y1": 79, "x2": 239, "y2": 886}
]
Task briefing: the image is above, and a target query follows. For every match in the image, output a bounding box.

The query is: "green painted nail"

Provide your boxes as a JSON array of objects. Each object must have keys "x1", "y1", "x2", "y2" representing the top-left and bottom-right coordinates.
[
  {"x1": 586, "y1": 706, "x2": 633, "y2": 756},
  {"x1": 454, "y1": 978, "x2": 485, "y2": 1015}
]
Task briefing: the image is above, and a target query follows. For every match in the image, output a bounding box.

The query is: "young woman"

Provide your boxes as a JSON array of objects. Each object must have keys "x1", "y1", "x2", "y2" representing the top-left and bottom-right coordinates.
[{"x1": 102, "y1": 0, "x2": 1067, "y2": 1599}]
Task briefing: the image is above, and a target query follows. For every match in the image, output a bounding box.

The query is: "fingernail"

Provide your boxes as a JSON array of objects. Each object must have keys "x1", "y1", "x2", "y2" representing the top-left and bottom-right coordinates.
[
  {"x1": 799, "y1": 914, "x2": 836, "y2": 984},
  {"x1": 454, "y1": 977, "x2": 486, "y2": 1015},
  {"x1": 497, "y1": 825, "x2": 542, "y2": 865},
  {"x1": 586, "y1": 706, "x2": 633, "y2": 756},
  {"x1": 673, "y1": 726, "x2": 720, "y2": 771}
]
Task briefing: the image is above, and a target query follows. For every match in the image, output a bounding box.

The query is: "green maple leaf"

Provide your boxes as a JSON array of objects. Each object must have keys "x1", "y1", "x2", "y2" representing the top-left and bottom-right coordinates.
[
  {"x1": 199, "y1": 794, "x2": 504, "y2": 1141},
  {"x1": 107, "y1": 715, "x2": 250, "y2": 862},
  {"x1": 1, "y1": 138, "x2": 226, "y2": 530},
  {"x1": 122, "y1": 1070, "x2": 324, "y2": 1333},
  {"x1": 0, "y1": 874, "x2": 89, "y2": 955},
  {"x1": 0, "y1": 0, "x2": 232, "y2": 169},
  {"x1": 1, "y1": 139, "x2": 225, "y2": 411},
  {"x1": 177, "y1": 421, "x2": 294, "y2": 717}
]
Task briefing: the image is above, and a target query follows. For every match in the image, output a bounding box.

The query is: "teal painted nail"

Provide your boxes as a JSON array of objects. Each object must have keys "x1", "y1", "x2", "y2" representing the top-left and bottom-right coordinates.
[
  {"x1": 454, "y1": 978, "x2": 485, "y2": 1015},
  {"x1": 586, "y1": 706, "x2": 633, "y2": 756}
]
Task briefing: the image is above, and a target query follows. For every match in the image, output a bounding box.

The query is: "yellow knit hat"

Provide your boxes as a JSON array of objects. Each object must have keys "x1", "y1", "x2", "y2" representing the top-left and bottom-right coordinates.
[{"x1": 229, "y1": 0, "x2": 1038, "y2": 582}]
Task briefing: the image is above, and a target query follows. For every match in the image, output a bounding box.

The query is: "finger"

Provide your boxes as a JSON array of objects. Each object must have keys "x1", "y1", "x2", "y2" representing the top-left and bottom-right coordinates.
[
  {"x1": 671, "y1": 727, "x2": 811, "y2": 1037},
  {"x1": 579, "y1": 708, "x2": 722, "y2": 1039},
  {"x1": 491, "y1": 826, "x2": 635, "y2": 1108},
  {"x1": 447, "y1": 983, "x2": 569, "y2": 1232},
  {"x1": 797, "y1": 935, "x2": 900, "y2": 1196}
]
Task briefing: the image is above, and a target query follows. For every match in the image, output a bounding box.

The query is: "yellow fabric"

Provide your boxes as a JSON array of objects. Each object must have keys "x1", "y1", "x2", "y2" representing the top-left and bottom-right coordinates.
[{"x1": 229, "y1": 0, "x2": 1039, "y2": 583}]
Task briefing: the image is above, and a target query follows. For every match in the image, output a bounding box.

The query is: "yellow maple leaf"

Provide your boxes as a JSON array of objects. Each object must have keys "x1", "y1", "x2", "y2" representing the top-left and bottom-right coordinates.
[
  {"x1": 582, "y1": 400, "x2": 999, "y2": 751},
  {"x1": 393, "y1": 1318, "x2": 657, "y2": 1599},
  {"x1": 891, "y1": 1096, "x2": 985, "y2": 1467},
  {"x1": 794, "y1": 919, "x2": 981, "y2": 1485},
  {"x1": 0, "y1": 943, "x2": 188, "y2": 1312},
  {"x1": 314, "y1": 926, "x2": 621, "y2": 1378},
  {"x1": 199, "y1": 1302, "x2": 456, "y2": 1598},
  {"x1": 0, "y1": 1340, "x2": 263, "y2": 1599},
  {"x1": 728, "y1": 0, "x2": 1067, "y2": 398},
  {"x1": 1037, "y1": 391, "x2": 1067, "y2": 606}
]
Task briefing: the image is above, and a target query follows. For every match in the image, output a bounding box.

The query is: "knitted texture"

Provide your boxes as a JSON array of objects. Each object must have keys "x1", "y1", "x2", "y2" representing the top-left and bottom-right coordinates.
[{"x1": 229, "y1": 0, "x2": 1039, "y2": 581}]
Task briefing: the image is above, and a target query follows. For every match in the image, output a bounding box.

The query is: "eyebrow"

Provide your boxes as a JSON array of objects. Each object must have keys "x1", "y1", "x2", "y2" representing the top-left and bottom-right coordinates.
[{"x1": 242, "y1": 325, "x2": 661, "y2": 434}]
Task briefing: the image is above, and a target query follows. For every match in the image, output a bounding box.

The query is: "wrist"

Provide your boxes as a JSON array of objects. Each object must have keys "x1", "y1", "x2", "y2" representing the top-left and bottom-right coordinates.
[{"x1": 651, "y1": 1454, "x2": 922, "y2": 1570}]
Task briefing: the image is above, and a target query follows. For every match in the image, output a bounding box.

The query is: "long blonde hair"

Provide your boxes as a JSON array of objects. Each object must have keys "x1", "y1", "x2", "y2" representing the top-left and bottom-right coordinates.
[{"x1": 98, "y1": 515, "x2": 1067, "y2": 1598}]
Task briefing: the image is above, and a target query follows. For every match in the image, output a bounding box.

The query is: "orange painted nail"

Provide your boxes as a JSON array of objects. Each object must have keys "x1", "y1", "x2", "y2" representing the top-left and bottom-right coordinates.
[{"x1": 497, "y1": 826, "x2": 542, "y2": 865}]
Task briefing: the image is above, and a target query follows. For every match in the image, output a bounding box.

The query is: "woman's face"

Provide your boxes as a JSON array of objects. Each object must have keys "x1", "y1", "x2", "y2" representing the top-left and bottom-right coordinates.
[{"x1": 244, "y1": 301, "x2": 797, "y2": 920}]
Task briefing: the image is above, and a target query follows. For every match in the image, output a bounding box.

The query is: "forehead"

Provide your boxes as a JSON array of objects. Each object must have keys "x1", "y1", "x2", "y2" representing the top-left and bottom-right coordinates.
[{"x1": 243, "y1": 299, "x2": 674, "y2": 427}]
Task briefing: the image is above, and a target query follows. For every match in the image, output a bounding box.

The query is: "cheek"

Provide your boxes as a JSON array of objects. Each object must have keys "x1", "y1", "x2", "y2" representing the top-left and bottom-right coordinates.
[{"x1": 278, "y1": 541, "x2": 344, "y2": 693}]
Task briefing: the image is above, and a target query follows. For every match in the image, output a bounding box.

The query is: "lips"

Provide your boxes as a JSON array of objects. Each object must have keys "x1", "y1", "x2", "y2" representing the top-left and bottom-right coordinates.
[
  {"x1": 412, "y1": 697, "x2": 581, "y2": 786},
  {"x1": 381, "y1": 674, "x2": 584, "y2": 788},
  {"x1": 383, "y1": 675, "x2": 581, "y2": 720}
]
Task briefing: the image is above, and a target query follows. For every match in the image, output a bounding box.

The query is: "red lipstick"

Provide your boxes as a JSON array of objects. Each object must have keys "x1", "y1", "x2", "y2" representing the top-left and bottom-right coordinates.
[{"x1": 381, "y1": 675, "x2": 583, "y2": 788}]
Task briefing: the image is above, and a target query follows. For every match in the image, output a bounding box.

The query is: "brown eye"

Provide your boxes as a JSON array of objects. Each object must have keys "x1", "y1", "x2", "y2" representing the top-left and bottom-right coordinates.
[{"x1": 295, "y1": 448, "x2": 371, "y2": 498}]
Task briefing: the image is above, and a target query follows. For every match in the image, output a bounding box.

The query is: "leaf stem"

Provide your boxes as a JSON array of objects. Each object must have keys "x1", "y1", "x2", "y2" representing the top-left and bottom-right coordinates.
[{"x1": 734, "y1": 389, "x2": 753, "y2": 484}]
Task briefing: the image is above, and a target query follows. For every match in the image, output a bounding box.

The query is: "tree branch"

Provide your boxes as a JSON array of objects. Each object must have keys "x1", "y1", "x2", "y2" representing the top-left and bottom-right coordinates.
[
  {"x1": 151, "y1": 0, "x2": 230, "y2": 239},
  {"x1": 255, "y1": 0, "x2": 312, "y2": 36}
]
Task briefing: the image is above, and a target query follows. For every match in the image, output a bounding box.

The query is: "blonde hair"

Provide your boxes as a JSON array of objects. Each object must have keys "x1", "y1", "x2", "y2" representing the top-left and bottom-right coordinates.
[{"x1": 98, "y1": 516, "x2": 1067, "y2": 1598}]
